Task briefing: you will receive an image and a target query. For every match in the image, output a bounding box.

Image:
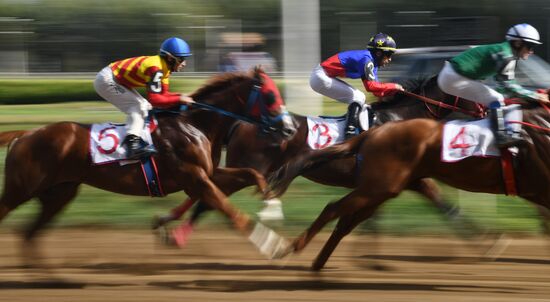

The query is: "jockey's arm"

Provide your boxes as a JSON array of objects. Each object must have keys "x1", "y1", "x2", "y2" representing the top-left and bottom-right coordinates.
[
  {"x1": 362, "y1": 78, "x2": 403, "y2": 98},
  {"x1": 362, "y1": 60, "x2": 403, "y2": 98},
  {"x1": 495, "y1": 78, "x2": 543, "y2": 102},
  {"x1": 494, "y1": 56, "x2": 547, "y2": 103}
]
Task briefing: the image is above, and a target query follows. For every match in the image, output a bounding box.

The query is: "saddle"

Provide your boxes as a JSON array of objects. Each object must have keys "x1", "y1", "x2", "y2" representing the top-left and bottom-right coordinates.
[{"x1": 89, "y1": 119, "x2": 164, "y2": 197}]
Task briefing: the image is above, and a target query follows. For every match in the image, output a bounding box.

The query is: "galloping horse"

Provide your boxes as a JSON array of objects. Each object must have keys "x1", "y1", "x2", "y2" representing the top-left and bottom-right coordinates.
[
  {"x1": 269, "y1": 98, "x2": 550, "y2": 270},
  {"x1": 0, "y1": 68, "x2": 295, "y2": 252},
  {"x1": 155, "y1": 75, "x2": 485, "y2": 242}
]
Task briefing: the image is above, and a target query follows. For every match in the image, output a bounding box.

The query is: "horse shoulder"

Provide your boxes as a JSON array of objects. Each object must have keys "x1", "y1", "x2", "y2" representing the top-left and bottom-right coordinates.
[{"x1": 156, "y1": 121, "x2": 215, "y2": 175}]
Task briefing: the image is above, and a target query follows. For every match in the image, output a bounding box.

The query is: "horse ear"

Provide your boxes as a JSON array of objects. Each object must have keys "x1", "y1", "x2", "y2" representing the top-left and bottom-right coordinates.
[{"x1": 253, "y1": 66, "x2": 264, "y2": 85}]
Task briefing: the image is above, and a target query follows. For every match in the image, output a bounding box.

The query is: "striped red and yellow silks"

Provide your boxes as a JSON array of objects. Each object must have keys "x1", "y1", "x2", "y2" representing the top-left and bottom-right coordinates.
[{"x1": 110, "y1": 55, "x2": 181, "y2": 108}]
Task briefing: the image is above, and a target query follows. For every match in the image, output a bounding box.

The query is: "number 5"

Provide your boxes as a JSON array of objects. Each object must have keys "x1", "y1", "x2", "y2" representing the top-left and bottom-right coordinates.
[{"x1": 149, "y1": 71, "x2": 163, "y2": 93}]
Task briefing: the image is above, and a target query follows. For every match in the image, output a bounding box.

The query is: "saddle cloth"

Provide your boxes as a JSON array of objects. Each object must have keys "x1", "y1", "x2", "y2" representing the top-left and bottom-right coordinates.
[
  {"x1": 306, "y1": 105, "x2": 371, "y2": 150},
  {"x1": 90, "y1": 123, "x2": 154, "y2": 164},
  {"x1": 441, "y1": 118, "x2": 500, "y2": 162}
]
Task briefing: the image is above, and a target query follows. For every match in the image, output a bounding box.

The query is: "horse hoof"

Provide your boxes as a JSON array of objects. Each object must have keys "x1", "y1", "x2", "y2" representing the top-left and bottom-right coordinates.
[
  {"x1": 151, "y1": 215, "x2": 165, "y2": 230},
  {"x1": 171, "y1": 223, "x2": 194, "y2": 249},
  {"x1": 153, "y1": 225, "x2": 177, "y2": 247}
]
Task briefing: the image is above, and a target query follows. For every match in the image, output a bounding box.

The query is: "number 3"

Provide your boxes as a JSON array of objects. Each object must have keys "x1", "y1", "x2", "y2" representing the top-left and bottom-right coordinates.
[{"x1": 312, "y1": 123, "x2": 332, "y2": 149}]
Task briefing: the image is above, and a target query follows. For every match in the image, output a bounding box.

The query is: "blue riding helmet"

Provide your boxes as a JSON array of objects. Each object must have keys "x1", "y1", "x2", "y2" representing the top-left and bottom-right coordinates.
[
  {"x1": 159, "y1": 37, "x2": 192, "y2": 58},
  {"x1": 367, "y1": 33, "x2": 397, "y2": 53}
]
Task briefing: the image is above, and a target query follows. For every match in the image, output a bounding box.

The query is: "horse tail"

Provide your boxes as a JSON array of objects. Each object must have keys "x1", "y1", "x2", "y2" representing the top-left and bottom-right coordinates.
[
  {"x1": 268, "y1": 131, "x2": 368, "y2": 196},
  {"x1": 0, "y1": 130, "x2": 29, "y2": 148}
]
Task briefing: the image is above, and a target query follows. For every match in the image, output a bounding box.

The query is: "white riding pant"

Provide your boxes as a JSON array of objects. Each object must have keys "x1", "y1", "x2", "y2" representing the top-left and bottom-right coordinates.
[
  {"x1": 309, "y1": 64, "x2": 366, "y2": 105},
  {"x1": 438, "y1": 61, "x2": 504, "y2": 107},
  {"x1": 94, "y1": 66, "x2": 152, "y2": 137}
]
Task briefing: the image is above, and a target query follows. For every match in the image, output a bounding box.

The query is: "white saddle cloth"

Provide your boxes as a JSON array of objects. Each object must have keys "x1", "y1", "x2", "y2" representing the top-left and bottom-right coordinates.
[
  {"x1": 90, "y1": 123, "x2": 154, "y2": 164},
  {"x1": 441, "y1": 118, "x2": 500, "y2": 162},
  {"x1": 306, "y1": 105, "x2": 371, "y2": 150}
]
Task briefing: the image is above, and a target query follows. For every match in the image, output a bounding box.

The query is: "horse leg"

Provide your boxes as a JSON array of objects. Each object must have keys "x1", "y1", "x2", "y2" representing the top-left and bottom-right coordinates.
[
  {"x1": 17, "y1": 183, "x2": 78, "y2": 268},
  {"x1": 155, "y1": 166, "x2": 268, "y2": 229},
  {"x1": 168, "y1": 167, "x2": 269, "y2": 247},
  {"x1": 409, "y1": 178, "x2": 483, "y2": 238},
  {"x1": 312, "y1": 205, "x2": 380, "y2": 271},
  {"x1": 185, "y1": 166, "x2": 251, "y2": 232},
  {"x1": 152, "y1": 197, "x2": 196, "y2": 230},
  {"x1": 24, "y1": 183, "x2": 79, "y2": 242},
  {"x1": 212, "y1": 167, "x2": 283, "y2": 220},
  {"x1": 535, "y1": 205, "x2": 550, "y2": 236},
  {"x1": 292, "y1": 190, "x2": 373, "y2": 254}
]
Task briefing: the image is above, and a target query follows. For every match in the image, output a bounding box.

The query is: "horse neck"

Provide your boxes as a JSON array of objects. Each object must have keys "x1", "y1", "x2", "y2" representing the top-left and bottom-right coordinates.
[
  {"x1": 188, "y1": 86, "x2": 248, "y2": 142},
  {"x1": 523, "y1": 108, "x2": 550, "y2": 163},
  {"x1": 371, "y1": 76, "x2": 459, "y2": 125},
  {"x1": 371, "y1": 97, "x2": 432, "y2": 125}
]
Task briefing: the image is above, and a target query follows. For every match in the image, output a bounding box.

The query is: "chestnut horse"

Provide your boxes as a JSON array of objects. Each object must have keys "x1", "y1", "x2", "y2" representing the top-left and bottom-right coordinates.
[
  {"x1": 155, "y1": 75, "x2": 485, "y2": 242},
  {"x1": 0, "y1": 68, "x2": 296, "y2": 253},
  {"x1": 269, "y1": 101, "x2": 550, "y2": 270}
]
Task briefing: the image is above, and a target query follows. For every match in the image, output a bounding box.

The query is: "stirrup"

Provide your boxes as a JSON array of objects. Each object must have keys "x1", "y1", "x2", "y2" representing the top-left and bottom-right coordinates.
[
  {"x1": 495, "y1": 132, "x2": 523, "y2": 148},
  {"x1": 126, "y1": 145, "x2": 157, "y2": 160},
  {"x1": 344, "y1": 126, "x2": 357, "y2": 140}
]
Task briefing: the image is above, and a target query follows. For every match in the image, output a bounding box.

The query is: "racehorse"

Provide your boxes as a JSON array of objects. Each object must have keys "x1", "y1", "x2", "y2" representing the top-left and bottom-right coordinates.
[
  {"x1": 268, "y1": 97, "x2": 550, "y2": 270},
  {"x1": 154, "y1": 75, "x2": 487, "y2": 244},
  {"x1": 0, "y1": 68, "x2": 296, "y2": 256}
]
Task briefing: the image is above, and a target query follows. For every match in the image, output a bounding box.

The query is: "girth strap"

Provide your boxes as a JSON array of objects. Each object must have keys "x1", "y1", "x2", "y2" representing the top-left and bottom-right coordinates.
[
  {"x1": 140, "y1": 157, "x2": 165, "y2": 197},
  {"x1": 500, "y1": 149, "x2": 517, "y2": 196}
]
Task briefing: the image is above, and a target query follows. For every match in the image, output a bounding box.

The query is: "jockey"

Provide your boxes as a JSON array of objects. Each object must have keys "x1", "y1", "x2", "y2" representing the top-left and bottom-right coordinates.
[
  {"x1": 437, "y1": 23, "x2": 549, "y2": 146},
  {"x1": 94, "y1": 37, "x2": 194, "y2": 159},
  {"x1": 309, "y1": 32, "x2": 404, "y2": 139}
]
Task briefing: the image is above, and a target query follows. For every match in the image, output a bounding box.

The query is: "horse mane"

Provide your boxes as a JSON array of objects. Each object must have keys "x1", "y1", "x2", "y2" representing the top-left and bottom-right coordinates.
[
  {"x1": 522, "y1": 106, "x2": 550, "y2": 164},
  {"x1": 190, "y1": 67, "x2": 263, "y2": 101}
]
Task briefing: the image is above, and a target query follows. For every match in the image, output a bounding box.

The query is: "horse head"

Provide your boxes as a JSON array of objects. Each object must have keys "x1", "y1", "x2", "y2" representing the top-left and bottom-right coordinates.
[
  {"x1": 190, "y1": 67, "x2": 297, "y2": 140},
  {"x1": 248, "y1": 67, "x2": 297, "y2": 139}
]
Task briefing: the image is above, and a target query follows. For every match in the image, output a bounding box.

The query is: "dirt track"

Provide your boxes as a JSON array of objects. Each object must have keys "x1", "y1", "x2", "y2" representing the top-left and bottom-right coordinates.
[{"x1": 0, "y1": 228, "x2": 549, "y2": 302}]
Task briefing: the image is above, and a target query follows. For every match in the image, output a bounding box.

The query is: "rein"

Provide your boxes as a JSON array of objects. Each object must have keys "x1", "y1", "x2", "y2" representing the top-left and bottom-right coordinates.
[
  {"x1": 180, "y1": 85, "x2": 271, "y2": 128},
  {"x1": 400, "y1": 88, "x2": 550, "y2": 133},
  {"x1": 400, "y1": 90, "x2": 484, "y2": 118},
  {"x1": 180, "y1": 81, "x2": 288, "y2": 132},
  {"x1": 508, "y1": 101, "x2": 550, "y2": 134}
]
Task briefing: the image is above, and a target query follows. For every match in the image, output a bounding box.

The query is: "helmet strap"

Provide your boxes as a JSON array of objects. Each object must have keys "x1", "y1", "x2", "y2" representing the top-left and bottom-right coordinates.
[
  {"x1": 509, "y1": 40, "x2": 523, "y2": 57},
  {"x1": 162, "y1": 53, "x2": 181, "y2": 72}
]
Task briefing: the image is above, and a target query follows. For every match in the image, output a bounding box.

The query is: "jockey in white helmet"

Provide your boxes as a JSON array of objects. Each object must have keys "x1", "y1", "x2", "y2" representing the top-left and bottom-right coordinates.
[{"x1": 438, "y1": 23, "x2": 549, "y2": 146}]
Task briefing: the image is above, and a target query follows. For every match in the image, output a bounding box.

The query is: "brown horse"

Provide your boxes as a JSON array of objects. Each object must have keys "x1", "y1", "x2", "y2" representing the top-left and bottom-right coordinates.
[
  {"x1": 269, "y1": 100, "x2": 550, "y2": 270},
  {"x1": 154, "y1": 75, "x2": 486, "y2": 243},
  {"x1": 0, "y1": 68, "x2": 296, "y2": 254}
]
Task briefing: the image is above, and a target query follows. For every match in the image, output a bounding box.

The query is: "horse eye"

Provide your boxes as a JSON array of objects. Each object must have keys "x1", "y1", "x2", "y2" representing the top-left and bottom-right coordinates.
[{"x1": 264, "y1": 91, "x2": 276, "y2": 105}]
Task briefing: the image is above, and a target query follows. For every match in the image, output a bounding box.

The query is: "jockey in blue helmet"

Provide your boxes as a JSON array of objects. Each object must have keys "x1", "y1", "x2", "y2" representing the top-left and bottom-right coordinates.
[
  {"x1": 159, "y1": 37, "x2": 193, "y2": 72},
  {"x1": 310, "y1": 32, "x2": 404, "y2": 139},
  {"x1": 94, "y1": 37, "x2": 194, "y2": 159}
]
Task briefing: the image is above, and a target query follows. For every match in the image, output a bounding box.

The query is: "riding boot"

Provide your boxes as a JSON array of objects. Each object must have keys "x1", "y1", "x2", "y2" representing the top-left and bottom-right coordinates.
[
  {"x1": 344, "y1": 102, "x2": 362, "y2": 140},
  {"x1": 122, "y1": 134, "x2": 157, "y2": 159},
  {"x1": 489, "y1": 106, "x2": 522, "y2": 147}
]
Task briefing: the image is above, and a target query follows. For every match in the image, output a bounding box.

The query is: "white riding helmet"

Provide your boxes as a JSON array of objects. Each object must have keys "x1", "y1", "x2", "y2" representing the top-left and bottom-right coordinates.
[{"x1": 505, "y1": 23, "x2": 542, "y2": 44}]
